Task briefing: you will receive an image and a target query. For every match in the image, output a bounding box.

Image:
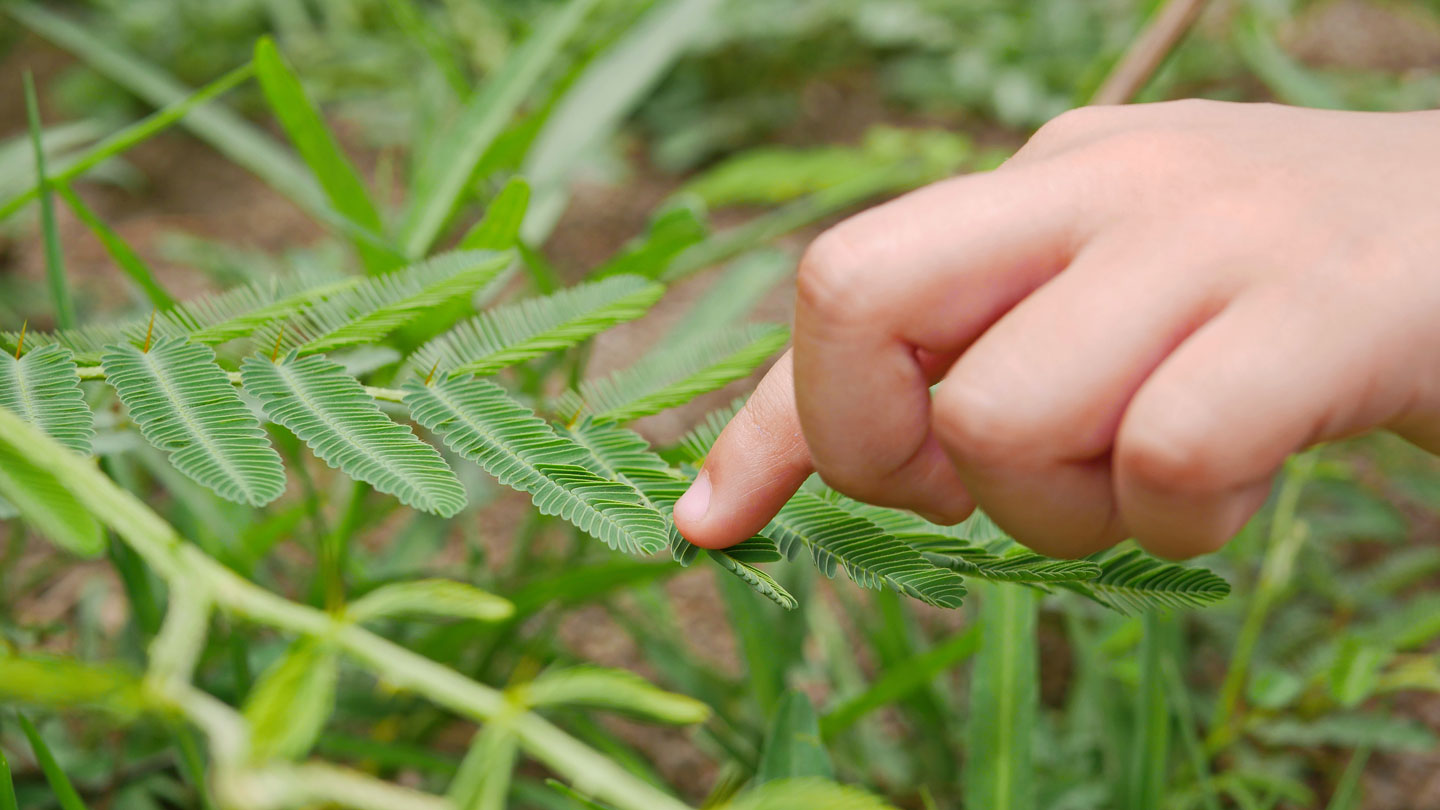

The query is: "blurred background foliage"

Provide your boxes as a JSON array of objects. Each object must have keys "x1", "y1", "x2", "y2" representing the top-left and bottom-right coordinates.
[{"x1": 3, "y1": 0, "x2": 1440, "y2": 809}]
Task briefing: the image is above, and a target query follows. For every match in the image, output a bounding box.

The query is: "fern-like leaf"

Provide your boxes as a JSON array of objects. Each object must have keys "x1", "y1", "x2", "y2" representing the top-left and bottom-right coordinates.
[
  {"x1": 767, "y1": 490, "x2": 967, "y2": 608},
  {"x1": 1061, "y1": 548, "x2": 1231, "y2": 614},
  {"x1": 556, "y1": 324, "x2": 788, "y2": 424},
  {"x1": 674, "y1": 397, "x2": 745, "y2": 463},
  {"x1": 0, "y1": 344, "x2": 93, "y2": 454},
  {"x1": 241, "y1": 352, "x2": 465, "y2": 517},
  {"x1": 408, "y1": 275, "x2": 663, "y2": 378},
  {"x1": 1, "y1": 268, "x2": 355, "y2": 363},
  {"x1": 560, "y1": 418, "x2": 795, "y2": 608},
  {"x1": 403, "y1": 375, "x2": 666, "y2": 554},
  {"x1": 256, "y1": 250, "x2": 512, "y2": 356},
  {"x1": 905, "y1": 536, "x2": 1101, "y2": 583},
  {"x1": 103, "y1": 337, "x2": 285, "y2": 507}
]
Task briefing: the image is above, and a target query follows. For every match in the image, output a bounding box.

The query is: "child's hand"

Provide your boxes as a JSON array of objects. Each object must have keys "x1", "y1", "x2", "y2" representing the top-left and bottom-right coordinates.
[{"x1": 673, "y1": 100, "x2": 1440, "y2": 559}]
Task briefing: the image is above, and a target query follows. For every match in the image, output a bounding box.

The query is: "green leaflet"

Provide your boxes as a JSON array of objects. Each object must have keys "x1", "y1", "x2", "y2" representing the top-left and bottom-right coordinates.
[
  {"x1": 449, "y1": 723, "x2": 519, "y2": 810},
  {"x1": 561, "y1": 418, "x2": 795, "y2": 609},
  {"x1": 403, "y1": 375, "x2": 667, "y2": 555},
  {"x1": 460, "y1": 177, "x2": 532, "y2": 251},
  {"x1": 254, "y1": 37, "x2": 394, "y2": 274},
  {"x1": 591, "y1": 204, "x2": 707, "y2": 279},
  {"x1": 242, "y1": 352, "x2": 466, "y2": 517},
  {"x1": 518, "y1": 666, "x2": 710, "y2": 724},
  {"x1": 721, "y1": 779, "x2": 897, "y2": 810},
  {"x1": 675, "y1": 397, "x2": 745, "y2": 463},
  {"x1": 1062, "y1": 548, "x2": 1232, "y2": 614},
  {"x1": 347, "y1": 579, "x2": 515, "y2": 624},
  {"x1": 0, "y1": 437, "x2": 104, "y2": 557},
  {"x1": 408, "y1": 275, "x2": 664, "y2": 379},
  {"x1": 243, "y1": 638, "x2": 339, "y2": 761},
  {"x1": 258, "y1": 250, "x2": 513, "y2": 356},
  {"x1": 102, "y1": 337, "x2": 286, "y2": 507},
  {"x1": 556, "y1": 323, "x2": 789, "y2": 424},
  {"x1": 902, "y1": 535, "x2": 1100, "y2": 583},
  {"x1": 0, "y1": 268, "x2": 357, "y2": 363},
  {"x1": 0, "y1": 344, "x2": 94, "y2": 454},
  {"x1": 767, "y1": 490, "x2": 967, "y2": 609}
]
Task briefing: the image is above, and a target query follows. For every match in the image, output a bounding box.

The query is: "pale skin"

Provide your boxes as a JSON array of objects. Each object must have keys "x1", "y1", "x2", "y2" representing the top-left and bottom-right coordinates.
[{"x1": 673, "y1": 100, "x2": 1440, "y2": 560}]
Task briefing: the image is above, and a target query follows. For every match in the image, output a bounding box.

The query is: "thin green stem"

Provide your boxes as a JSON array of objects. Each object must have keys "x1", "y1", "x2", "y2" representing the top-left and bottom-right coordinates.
[
  {"x1": 1208, "y1": 451, "x2": 1319, "y2": 750},
  {"x1": 75, "y1": 366, "x2": 407, "y2": 403},
  {"x1": 23, "y1": 71, "x2": 77, "y2": 330},
  {"x1": 0, "y1": 406, "x2": 691, "y2": 810}
]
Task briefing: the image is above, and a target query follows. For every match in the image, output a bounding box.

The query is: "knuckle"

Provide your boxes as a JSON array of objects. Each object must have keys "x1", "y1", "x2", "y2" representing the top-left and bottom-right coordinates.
[
  {"x1": 796, "y1": 226, "x2": 879, "y2": 321},
  {"x1": 931, "y1": 381, "x2": 1036, "y2": 467},
  {"x1": 1117, "y1": 410, "x2": 1229, "y2": 496}
]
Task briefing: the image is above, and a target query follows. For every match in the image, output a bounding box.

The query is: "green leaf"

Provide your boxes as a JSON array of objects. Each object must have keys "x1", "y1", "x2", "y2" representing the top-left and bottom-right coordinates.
[
  {"x1": 1062, "y1": 548, "x2": 1231, "y2": 614},
  {"x1": 243, "y1": 639, "x2": 339, "y2": 761},
  {"x1": 2, "y1": 267, "x2": 358, "y2": 363},
  {"x1": 820, "y1": 624, "x2": 980, "y2": 739},
  {"x1": 767, "y1": 490, "x2": 966, "y2": 609},
  {"x1": 403, "y1": 375, "x2": 666, "y2": 554},
  {"x1": 592, "y1": 204, "x2": 707, "y2": 280},
  {"x1": 707, "y1": 551, "x2": 798, "y2": 611},
  {"x1": 1329, "y1": 638, "x2": 1388, "y2": 709},
  {"x1": 348, "y1": 579, "x2": 515, "y2": 624},
  {"x1": 409, "y1": 275, "x2": 663, "y2": 379},
  {"x1": 400, "y1": 0, "x2": 601, "y2": 257},
  {"x1": 242, "y1": 352, "x2": 466, "y2": 516},
  {"x1": 54, "y1": 184, "x2": 175, "y2": 308},
  {"x1": 0, "y1": 416, "x2": 104, "y2": 557},
  {"x1": 1249, "y1": 713, "x2": 1437, "y2": 753},
  {"x1": 722, "y1": 779, "x2": 897, "y2": 810},
  {"x1": 460, "y1": 177, "x2": 532, "y2": 251},
  {"x1": 556, "y1": 324, "x2": 789, "y2": 424},
  {"x1": 16, "y1": 714, "x2": 89, "y2": 810},
  {"x1": 965, "y1": 582, "x2": 1038, "y2": 810},
  {"x1": 448, "y1": 723, "x2": 519, "y2": 810},
  {"x1": 519, "y1": 666, "x2": 710, "y2": 725},
  {"x1": 254, "y1": 37, "x2": 394, "y2": 274},
  {"x1": 0, "y1": 344, "x2": 94, "y2": 454},
  {"x1": 258, "y1": 250, "x2": 512, "y2": 356},
  {"x1": 0, "y1": 656, "x2": 145, "y2": 715},
  {"x1": 905, "y1": 535, "x2": 1101, "y2": 583},
  {"x1": 103, "y1": 337, "x2": 286, "y2": 507},
  {"x1": 674, "y1": 397, "x2": 745, "y2": 464},
  {"x1": 560, "y1": 418, "x2": 793, "y2": 608},
  {"x1": 757, "y1": 691, "x2": 833, "y2": 784},
  {"x1": 0, "y1": 744, "x2": 15, "y2": 810},
  {"x1": 5, "y1": 3, "x2": 328, "y2": 220},
  {"x1": 0, "y1": 63, "x2": 254, "y2": 223},
  {"x1": 24, "y1": 71, "x2": 75, "y2": 330}
]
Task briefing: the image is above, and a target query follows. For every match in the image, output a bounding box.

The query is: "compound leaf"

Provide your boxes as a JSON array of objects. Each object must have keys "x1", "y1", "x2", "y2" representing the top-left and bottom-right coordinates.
[
  {"x1": 1062, "y1": 548, "x2": 1231, "y2": 614},
  {"x1": 408, "y1": 275, "x2": 663, "y2": 379},
  {"x1": 403, "y1": 375, "x2": 666, "y2": 554},
  {"x1": 103, "y1": 337, "x2": 285, "y2": 507},
  {"x1": 0, "y1": 344, "x2": 93, "y2": 454},
  {"x1": 242, "y1": 352, "x2": 466, "y2": 517}
]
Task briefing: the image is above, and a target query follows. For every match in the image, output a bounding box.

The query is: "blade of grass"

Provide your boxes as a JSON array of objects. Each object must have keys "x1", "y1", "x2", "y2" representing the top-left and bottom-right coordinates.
[
  {"x1": 0, "y1": 62, "x2": 254, "y2": 223},
  {"x1": 5, "y1": 2, "x2": 327, "y2": 220},
  {"x1": 1324, "y1": 746, "x2": 1370, "y2": 810},
  {"x1": 1164, "y1": 656, "x2": 1224, "y2": 810},
  {"x1": 381, "y1": 0, "x2": 469, "y2": 97},
  {"x1": 399, "y1": 0, "x2": 601, "y2": 258},
  {"x1": 54, "y1": 184, "x2": 175, "y2": 308},
  {"x1": 521, "y1": 0, "x2": 724, "y2": 242},
  {"x1": 1125, "y1": 612, "x2": 1175, "y2": 809},
  {"x1": 254, "y1": 37, "x2": 395, "y2": 274},
  {"x1": 964, "y1": 583, "x2": 1037, "y2": 810},
  {"x1": 16, "y1": 714, "x2": 89, "y2": 810},
  {"x1": 0, "y1": 740, "x2": 16, "y2": 810},
  {"x1": 820, "y1": 623, "x2": 980, "y2": 740},
  {"x1": 24, "y1": 71, "x2": 76, "y2": 330}
]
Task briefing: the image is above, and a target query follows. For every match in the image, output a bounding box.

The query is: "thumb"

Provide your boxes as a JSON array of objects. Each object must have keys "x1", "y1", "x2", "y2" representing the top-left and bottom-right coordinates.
[{"x1": 673, "y1": 350, "x2": 813, "y2": 549}]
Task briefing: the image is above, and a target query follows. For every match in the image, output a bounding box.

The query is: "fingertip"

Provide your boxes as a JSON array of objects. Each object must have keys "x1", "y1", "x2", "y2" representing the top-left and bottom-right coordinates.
[{"x1": 673, "y1": 469, "x2": 730, "y2": 549}]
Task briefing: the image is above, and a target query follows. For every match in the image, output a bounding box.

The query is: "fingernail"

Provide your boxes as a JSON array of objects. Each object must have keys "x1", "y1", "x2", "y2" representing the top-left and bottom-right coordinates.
[{"x1": 674, "y1": 469, "x2": 712, "y2": 526}]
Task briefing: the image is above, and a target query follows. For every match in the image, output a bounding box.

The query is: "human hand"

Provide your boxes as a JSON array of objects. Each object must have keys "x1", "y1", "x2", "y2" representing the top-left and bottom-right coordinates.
[{"x1": 673, "y1": 100, "x2": 1440, "y2": 559}]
